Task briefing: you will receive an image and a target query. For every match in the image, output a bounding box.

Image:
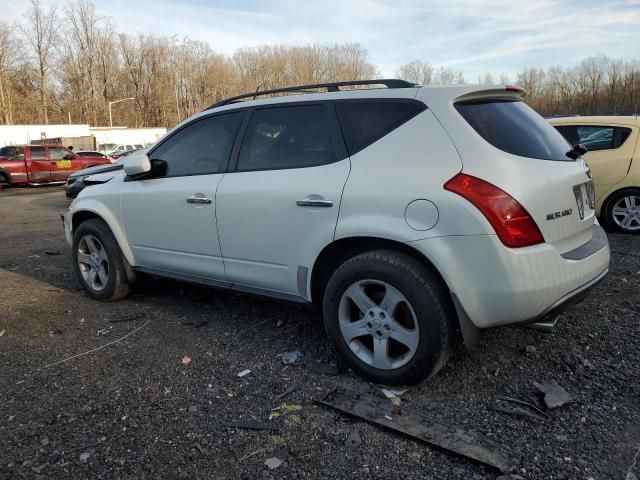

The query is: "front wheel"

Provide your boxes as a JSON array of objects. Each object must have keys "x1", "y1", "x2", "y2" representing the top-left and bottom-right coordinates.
[
  {"x1": 603, "y1": 189, "x2": 640, "y2": 234},
  {"x1": 72, "y1": 218, "x2": 131, "y2": 301},
  {"x1": 322, "y1": 250, "x2": 454, "y2": 386}
]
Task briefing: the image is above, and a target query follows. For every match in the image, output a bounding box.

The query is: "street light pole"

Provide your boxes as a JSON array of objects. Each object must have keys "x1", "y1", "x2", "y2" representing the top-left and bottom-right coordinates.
[{"x1": 108, "y1": 97, "x2": 135, "y2": 127}]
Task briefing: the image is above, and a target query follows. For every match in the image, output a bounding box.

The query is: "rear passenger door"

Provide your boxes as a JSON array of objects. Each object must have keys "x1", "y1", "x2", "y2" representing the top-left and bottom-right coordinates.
[{"x1": 216, "y1": 102, "x2": 349, "y2": 299}]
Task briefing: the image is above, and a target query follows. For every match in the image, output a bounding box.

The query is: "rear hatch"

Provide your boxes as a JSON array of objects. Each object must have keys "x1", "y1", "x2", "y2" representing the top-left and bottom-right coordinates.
[{"x1": 441, "y1": 89, "x2": 595, "y2": 254}]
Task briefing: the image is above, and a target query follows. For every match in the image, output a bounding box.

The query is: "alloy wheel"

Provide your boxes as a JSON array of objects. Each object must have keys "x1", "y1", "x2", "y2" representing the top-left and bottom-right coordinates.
[
  {"x1": 612, "y1": 195, "x2": 640, "y2": 232},
  {"x1": 77, "y1": 234, "x2": 110, "y2": 291},
  {"x1": 338, "y1": 279, "x2": 420, "y2": 370}
]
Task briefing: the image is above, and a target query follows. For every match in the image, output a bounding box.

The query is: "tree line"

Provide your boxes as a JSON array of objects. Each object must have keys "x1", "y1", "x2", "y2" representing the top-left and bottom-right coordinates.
[{"x1": 1, "y1": 0, "x2": 639, "y2": 128}]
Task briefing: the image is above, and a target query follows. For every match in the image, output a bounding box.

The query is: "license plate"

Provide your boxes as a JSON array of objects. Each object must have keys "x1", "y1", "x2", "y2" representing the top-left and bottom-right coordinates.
[
  {"x1": 573, "y1": 181, "x2": 595, "y2": 220},
  {"x1": 56, "y1": 160, "x2": 72, "y2": 168}
]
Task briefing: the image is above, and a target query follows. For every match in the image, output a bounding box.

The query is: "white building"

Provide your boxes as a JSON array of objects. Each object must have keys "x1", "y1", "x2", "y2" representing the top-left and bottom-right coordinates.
[
  {"x1": 0, "y1": 125, "x2": 168, "y2": 149},
  {"x1": 0, "y1": 124, "x2": 90, "y2": 146},
  {"x1": 90, "y1": 127, "x2": 167, "y2": 148}
]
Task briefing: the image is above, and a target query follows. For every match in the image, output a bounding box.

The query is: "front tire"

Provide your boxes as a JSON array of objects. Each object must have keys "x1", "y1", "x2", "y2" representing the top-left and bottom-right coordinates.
[
  {"x1": 603, "y1": 189, "x2": 640, "y2": 234},
  {"x1": 322, "y1": 250, "x2": 454, "y2": 386},
  {"x1": 72, "y1": 218, "x2": 131, "y2": 301}
]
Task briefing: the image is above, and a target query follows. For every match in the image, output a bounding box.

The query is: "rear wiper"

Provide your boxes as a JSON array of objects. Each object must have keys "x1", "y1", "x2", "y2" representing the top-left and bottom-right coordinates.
[{"x1": 565, "y1": 143, "x2": 588, "y2": 160}]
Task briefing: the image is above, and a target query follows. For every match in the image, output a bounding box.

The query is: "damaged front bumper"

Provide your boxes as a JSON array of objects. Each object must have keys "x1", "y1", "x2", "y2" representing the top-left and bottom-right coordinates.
[{"x1": 61, "y1": 211, "x2": 73, "y2": 246}]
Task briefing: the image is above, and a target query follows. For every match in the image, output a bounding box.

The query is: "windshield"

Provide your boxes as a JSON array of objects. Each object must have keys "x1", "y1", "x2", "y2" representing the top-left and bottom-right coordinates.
[{"x1": 455, "y1": 100, "x2": 574, "y2": 161}]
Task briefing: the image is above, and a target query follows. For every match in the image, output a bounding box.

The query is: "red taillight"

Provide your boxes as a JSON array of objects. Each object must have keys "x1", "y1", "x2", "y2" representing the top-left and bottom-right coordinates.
[{"x1": 444, "y1": 173, "x2": 544, "y2": 248}]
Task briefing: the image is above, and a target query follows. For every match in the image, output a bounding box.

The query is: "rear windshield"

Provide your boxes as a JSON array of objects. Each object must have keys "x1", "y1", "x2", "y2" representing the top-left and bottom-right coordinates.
[{"x1": 455, "y1": 100, "x2": 573, "y2": 161}]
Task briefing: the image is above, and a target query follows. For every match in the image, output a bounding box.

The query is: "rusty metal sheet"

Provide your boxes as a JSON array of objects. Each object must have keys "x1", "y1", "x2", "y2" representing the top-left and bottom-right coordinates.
[{"x1": 317, "y1": 387, "x2": 518, "y2": 473}]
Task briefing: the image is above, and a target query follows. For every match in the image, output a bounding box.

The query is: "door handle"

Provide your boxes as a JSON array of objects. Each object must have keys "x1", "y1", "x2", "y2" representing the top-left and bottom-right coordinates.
[
  {"x1": 296, "y1": 199, "x2": 333, "y2": 208},
  {"x1": 186, "y1": 196, "x2": 212, "y2": 204}
]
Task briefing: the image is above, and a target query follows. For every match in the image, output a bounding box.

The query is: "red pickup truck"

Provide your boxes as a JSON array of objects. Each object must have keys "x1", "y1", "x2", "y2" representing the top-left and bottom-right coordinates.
[{"x1": 0, "y1": 145, "x2": 111, "y2": 185}]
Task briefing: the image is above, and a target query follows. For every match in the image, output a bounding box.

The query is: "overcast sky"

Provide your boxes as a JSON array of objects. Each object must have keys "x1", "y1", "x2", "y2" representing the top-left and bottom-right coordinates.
[{"x1": 5, "y1": 0, "x2": 640, "y2": 80}]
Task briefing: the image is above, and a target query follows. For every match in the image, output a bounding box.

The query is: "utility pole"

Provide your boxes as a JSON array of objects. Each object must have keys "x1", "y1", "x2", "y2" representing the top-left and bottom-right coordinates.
[{"x1": 108, "y1": 97, "x2": 135, "y2": 127}]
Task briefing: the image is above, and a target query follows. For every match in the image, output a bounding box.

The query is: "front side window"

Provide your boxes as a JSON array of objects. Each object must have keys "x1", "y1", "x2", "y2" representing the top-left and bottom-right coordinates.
[
  {"x1": 150, "y1": 111, "x2": 242, "y2": 177},
  {"x1": 237, "y1": 105, "x2": 335, "y2": 171},
  {"x1": 336, "y1": 99, "x2": 426, "y2": 156},
  {"x1": 49, "y1": 147, "x2": 74, "y2": 160},
  {"x1": 554, "y1": 125, "x2": 632, "y2": 152},
  {"x1": 455, "y1": 100, "x2": 573, "y2": 161},
  {"x1": 30, "y1": 147, "x2": 46, "y2": 159}
]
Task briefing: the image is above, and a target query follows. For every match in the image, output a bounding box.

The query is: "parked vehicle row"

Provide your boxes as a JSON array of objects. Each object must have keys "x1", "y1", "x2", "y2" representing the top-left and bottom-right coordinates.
[
  {"x1": 64, "y1": 149, "x2": 147, "y2": 198},
  {"x1": 0, "y1": 145, "x2": 111, "y2": 186},
  {"x1": 63, "y1": 79, "x2": 610, "y2": 385}
]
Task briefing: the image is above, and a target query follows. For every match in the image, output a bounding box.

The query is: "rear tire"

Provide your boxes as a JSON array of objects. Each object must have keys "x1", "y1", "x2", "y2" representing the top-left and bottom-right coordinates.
[
  {"x1": 603, "y1": 189, "x2": 640, "y2": 234},
  {"x1": 322, "y1": 250, "x2": 454, "y2": 386},
  {"x1": 72, "y1": 218, "x2": 131, "y2": 300}
]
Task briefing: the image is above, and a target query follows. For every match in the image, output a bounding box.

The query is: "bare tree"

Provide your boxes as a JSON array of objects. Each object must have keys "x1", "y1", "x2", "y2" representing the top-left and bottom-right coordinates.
[
  {"x1": 20, "y1": 0, "x2": 57, "y2": 124},
  {"x1": 0, "y1": 22, "x2": 18, "y2": 124}
]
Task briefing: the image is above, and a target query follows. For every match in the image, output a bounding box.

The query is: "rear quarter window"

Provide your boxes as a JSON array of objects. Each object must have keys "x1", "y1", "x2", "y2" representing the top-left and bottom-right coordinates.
[
  {"x1": 336, "y1": 99, "x2": 426, "y2": 156},
  {"x1": 455, "y1": 100, "x2": 572, "y2": 161},
  {"x1": 554, "y1": 125, "x2": 632, "y2": 151}
]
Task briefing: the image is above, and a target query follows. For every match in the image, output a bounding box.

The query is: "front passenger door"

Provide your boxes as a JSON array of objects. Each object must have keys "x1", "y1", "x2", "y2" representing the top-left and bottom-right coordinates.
[{"x1": 120, "y1": 111, "x2": 244, "y2": 281}]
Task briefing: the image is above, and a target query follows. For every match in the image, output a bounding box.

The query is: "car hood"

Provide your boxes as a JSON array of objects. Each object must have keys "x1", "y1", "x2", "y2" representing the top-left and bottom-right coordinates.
[
  {"x1": 83, "y1": 169, "x2": 125, "y2": 185},
  {"x1": 70, "y1": 163, "x2": 123, "y2": 179}
]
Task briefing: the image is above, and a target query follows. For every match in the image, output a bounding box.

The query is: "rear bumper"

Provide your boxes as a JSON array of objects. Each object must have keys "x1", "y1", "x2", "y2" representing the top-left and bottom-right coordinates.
[
  {"x1": 523, "y1": 266, "x2": 607, "y2": 329},
  {"x1": 409, "y1": 225, "x2": 610, "y2": 328}
]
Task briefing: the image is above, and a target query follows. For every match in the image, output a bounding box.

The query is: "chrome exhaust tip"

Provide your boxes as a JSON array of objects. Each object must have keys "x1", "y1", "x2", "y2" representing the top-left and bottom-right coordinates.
[{"x1": 526, "y1": 316, "x2": 559, "y2": 333}]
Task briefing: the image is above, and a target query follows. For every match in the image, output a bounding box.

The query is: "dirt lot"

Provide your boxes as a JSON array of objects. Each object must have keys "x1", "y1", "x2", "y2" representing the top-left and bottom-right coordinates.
[{"x1": 0, "y1": 186, "x2": 638, "y2": 480}]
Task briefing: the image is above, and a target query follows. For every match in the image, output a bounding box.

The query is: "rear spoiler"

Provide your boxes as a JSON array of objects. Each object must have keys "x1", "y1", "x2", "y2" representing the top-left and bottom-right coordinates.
[{"x1": 454, "y1": 85, "x2": 526, "y2": 104}]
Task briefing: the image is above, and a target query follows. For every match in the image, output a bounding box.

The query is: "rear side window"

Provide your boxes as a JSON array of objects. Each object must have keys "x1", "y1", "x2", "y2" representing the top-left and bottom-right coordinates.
[
  {"x1": 554, "y1": 125, "x2": 632, "y2": 151},
  {"x1": 0, "y1": 146, "x2": 23, "y2": 159},
  {"x1": 151, "y1": 111, "x2": 242, "y2": 177},
  {"x1": 336, "y1": 100, "x2": 426, "y2": 156},
  {"x1": 237, "y1": 105, "x2": 335, "y2": 171},
  {"x1": 455, "y1": 100, "x2": 572, "y2": 161},
  {"x1": 30, "y1": 147, "x2": 46, "y2": 159}
]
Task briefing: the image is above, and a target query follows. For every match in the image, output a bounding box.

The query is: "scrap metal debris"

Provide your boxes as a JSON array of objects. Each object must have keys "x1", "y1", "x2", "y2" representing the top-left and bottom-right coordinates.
[
  {"x1": 278, "y1": 351, "x2": 302, "y2": 365},
  {"x1": 318, "y1": 387, "x2": 517, "y2": 473},
  {"x1": 264, "y1": 445, "x2": 289, "y2": 470},
  {"x1": 237, "y1": 369, "x2": 251, "y2": 378},
  {"x1": 305, "y1": 360, "x2": 339, "y2": 375},
  {"x1": 496, "y1": 396, "x2": 550, "y2": 419},
  {"x1": 490, "y1": 405, "x2": 548, "y2": 422},
  {"x1": 382, "y1": 388, "x2": 408, "y2": 406},
  {"x1": 536, "y1": 382, "x2": 572, "y2": 409},
  {"x1": 273, "y1": 384, "x2": 298, "y2": 402},
  {"x1": 345, "y1": 427, "x2": 362, "y2": 448},
  {"x1": 44, "y1": 250, "x2": 61, "y2": 256},
  {"x1": 223, "y1": 420, "x2": 279, "y2": 431}
]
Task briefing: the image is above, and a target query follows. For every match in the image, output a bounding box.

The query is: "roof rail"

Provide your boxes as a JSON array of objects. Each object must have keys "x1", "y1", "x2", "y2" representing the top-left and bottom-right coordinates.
[{"x1": 204, "y1": 79, "x2": 417, "y2": 110}]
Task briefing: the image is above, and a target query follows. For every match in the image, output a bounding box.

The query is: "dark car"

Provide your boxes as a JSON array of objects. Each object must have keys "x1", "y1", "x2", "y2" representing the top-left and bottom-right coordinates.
[
  {"x1": 64, "y1": 149, "x2": 149, "y2": 198},
  {"x1": 65, "y1": 159, "x2": 123, "y2": 198}
]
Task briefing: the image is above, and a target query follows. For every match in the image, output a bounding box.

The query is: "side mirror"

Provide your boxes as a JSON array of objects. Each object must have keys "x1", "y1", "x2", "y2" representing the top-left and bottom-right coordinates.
[
  {"x1": 124, "y1": 154, "x2": 151, "y2": 176},
  {"x1": 574, "y1": 144, "x2": 588, "y2": 156}
]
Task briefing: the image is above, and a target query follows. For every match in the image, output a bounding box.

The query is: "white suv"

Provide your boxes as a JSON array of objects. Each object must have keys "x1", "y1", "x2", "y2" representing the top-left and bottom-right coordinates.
[{"x1": 63, "y1": 80, "x2": 610, "y2": 385}]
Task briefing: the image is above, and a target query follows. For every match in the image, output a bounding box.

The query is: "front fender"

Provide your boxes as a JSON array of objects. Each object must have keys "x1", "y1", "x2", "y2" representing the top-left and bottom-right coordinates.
[{"x1": 69, "y1": 197, "x2": 135, "y2": 266}]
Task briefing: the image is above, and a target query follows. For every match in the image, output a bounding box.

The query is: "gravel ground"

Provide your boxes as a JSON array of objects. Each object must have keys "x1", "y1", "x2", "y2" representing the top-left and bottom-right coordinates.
[{"x1": 0, "y1": 186, "x2": 638, "y2": 480}]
